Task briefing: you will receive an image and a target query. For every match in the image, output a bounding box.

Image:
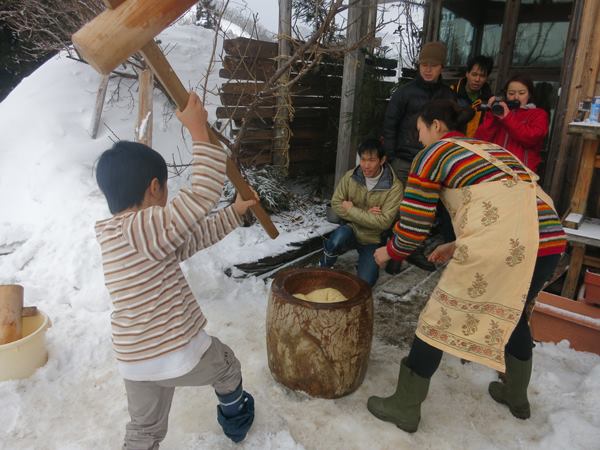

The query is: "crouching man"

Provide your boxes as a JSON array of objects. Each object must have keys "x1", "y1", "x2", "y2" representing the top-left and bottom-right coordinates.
[{"x1": 321, "y1": 139, "x2": 402, "y2": 286}]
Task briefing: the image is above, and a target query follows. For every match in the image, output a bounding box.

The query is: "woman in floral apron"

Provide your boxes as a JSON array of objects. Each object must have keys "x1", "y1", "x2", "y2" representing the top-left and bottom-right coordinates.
[{"x1": 370, "y1": 99, "x2": 566, "y2": 433}]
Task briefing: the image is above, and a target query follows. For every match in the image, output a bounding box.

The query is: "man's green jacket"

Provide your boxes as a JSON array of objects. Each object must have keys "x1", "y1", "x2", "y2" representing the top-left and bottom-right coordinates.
[{"x1": 332, "y1": 163, "x2": 403, "y2": 245}]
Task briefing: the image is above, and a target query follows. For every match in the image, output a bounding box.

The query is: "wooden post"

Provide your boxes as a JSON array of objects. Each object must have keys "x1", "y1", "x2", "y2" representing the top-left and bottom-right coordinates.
[
  {"x1": 90, "y1": 75, "x2": 109, "y2": 139},
  {"x1": 365, "y1": 0, "x2": 378, "y2": 51},
  {"x1": 136, "y1": 68, "x2": 154, "y2": 146},
  {"x1": 543, "y1": 0, "x2": 582, "y2": 196},
  {"x1": 562, "y1": 243, "x2": 586, "y2": 298},
  {"x1": 472, "y1": 19, "x2": 485, "y2": 58},
  {"x1": 0, "y1": 285, "x2": 24, "y2": 345},
  {"x1": 423, "y1": 0, "x2": 442, "y2": 43},
  {"x1": 334, "y1": 0, "x2": 369, "y2": 186},
  {"x1": 494, "y1": 0, "x2": 521, "y2": 92},
  {"x1": 272, "y1": 0, "x2": 292, "y2": 170},
  {"x1": 546, "y1": 0, "x2": 600, "y2": 205},
  {"x1": 569, "y1": 138, "x2": 600, "y2": 216}
]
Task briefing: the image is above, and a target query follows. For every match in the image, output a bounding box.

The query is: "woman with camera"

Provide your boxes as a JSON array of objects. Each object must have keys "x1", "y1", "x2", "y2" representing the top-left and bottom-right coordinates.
[{"x1": 475, "y1": 74, "x2": 549, "y2": 173}]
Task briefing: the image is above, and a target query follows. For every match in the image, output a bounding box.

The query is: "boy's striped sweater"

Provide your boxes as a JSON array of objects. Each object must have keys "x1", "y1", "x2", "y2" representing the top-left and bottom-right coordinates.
[
  {"x1": 387, "y1": 135, "x2": 566, "y2": 261},
  {"x1": 95, "y1": 142, "x2": 242, "y2": 363}
]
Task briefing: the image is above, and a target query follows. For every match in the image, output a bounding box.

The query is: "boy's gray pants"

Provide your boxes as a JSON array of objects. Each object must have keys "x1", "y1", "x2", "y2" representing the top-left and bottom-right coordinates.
[{"x1": 122, "y1": 337, "x2": 241, "y2": 450}]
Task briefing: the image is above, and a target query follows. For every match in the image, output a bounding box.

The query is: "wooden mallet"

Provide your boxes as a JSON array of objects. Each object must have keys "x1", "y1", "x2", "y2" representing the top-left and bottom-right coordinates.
[{"x1": 72, "y1": 0, "x2": 279, "y2": 239}]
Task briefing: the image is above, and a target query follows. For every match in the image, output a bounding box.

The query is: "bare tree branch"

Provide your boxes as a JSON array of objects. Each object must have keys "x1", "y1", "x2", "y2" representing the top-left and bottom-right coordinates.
[
  {"x1": 0, "y1": 0, "x2": 104, "y2": 60},
  {"x1": 202, "y1": 0, "x2": 230, "y2": 104}
]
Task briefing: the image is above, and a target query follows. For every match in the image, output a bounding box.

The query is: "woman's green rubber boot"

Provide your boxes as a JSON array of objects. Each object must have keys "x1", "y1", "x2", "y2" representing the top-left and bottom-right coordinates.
[
  {"x1": 488, "y1": 353, "x2": 532, "y2": 419},
  {"x1": 367, "y1": 358, "x2": 430, "y2": 433}
]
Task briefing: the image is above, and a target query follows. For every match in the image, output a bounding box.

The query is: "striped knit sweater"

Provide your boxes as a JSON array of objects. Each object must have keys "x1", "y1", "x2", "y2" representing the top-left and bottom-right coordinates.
[
  {"x1": 95, "y1": 142, "x2": 242, "y2": 363},
  {"x1": 387, "y1": 134, "x2": 566, "y2": 261}
]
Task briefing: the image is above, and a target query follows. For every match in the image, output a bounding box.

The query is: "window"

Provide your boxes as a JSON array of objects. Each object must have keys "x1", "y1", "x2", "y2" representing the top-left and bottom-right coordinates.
[
  {"x1": 512, "y1": 0, "x2": 572, "y2": 66},
  {"x1": 438, "y1": 7, "x2": 475, "y2": 66},
  {"x1": 512, "y1": 22, "x2": 569, "y2": 66},
  {"x1": 481, "y1": 24, "x2": 503, "y2": 64}
]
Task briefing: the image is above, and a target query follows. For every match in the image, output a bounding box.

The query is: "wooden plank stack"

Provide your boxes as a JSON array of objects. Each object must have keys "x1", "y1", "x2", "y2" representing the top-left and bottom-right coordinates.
[{"x1": 219, "y1": 37, "x2": 397, "y2": 173}]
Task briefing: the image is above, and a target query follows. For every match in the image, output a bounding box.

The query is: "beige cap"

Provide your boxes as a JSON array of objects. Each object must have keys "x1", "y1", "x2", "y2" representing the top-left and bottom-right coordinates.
[{"x1": 418, "y1": 41, "x2": 447, "y2": 66}]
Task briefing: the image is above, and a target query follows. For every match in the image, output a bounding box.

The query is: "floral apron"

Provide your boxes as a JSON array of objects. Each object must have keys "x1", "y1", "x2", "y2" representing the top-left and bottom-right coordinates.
[{"x1": 415, "y1": 138, "x2": 555, "y2": 372}]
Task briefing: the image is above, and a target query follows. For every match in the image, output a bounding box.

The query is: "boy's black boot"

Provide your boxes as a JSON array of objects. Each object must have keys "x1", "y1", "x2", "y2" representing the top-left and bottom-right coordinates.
[
  {"x1": 216, "y1": 382, "x2": 254, "y2": 443},
  {"x1": 488, "y1": 353, "x2": 532, "y2": 419},
  {"x1": 367, "y1": 358, "x2": 430, "y2": 433}
]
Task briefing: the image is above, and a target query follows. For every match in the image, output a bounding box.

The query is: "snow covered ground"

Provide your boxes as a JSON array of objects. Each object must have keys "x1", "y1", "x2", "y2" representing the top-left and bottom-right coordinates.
[{"x1": 1, "y1": 20, "x2": 599, "y2": 450}]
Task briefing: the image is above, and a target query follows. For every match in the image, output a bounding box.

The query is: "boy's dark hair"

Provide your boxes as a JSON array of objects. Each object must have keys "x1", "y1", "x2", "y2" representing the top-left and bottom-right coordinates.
[
  {"x1": 96, "y1": 140, "x2": 168, "y2": 214},
  {"x1": 466, "y1": 55, "x2": 494, "y2": 76},
  {"x1": 358, "y1": 138, "x2": 385, "y2": 159},
  {"x1": 504, "y1": 73, "x2": 536, "y2": 103}
]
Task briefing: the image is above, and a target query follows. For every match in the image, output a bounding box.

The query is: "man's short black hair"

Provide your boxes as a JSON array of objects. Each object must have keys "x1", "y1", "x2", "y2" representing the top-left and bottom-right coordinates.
[
  {"x1": 357, "y1": 138, "x2": 385, "y2": 159},
  {"x1": 466, "y1": 55, "x2": 493, "y2": 76},
  {"x1": 96, "y1": 140, "x2": 168, "y2": 214}
]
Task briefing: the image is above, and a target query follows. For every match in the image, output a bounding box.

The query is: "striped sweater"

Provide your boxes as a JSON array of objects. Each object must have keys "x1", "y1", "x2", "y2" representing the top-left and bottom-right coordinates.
[
  {"x1": 95, "y1": 142, "x2": 242, "y2": 363},
  {"x1": 387, "y1": 135, "x2": 566, "y2": 261}
]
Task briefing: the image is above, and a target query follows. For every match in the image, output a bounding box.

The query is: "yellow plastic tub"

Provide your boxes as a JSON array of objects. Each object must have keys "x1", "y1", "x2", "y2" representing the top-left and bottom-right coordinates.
[{"x1": 0, "y1": 311, "x2": 50, "y2": 381}]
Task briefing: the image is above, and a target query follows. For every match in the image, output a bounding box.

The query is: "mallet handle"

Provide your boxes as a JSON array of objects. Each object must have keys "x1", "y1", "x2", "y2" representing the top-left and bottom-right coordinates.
[{"x1": 140, "y1": 41, "x2": 279, "y2": 239}]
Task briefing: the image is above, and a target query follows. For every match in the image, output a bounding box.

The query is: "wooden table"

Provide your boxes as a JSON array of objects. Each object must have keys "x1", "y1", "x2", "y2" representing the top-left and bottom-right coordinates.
[{"x1": 561, "y1": 122, "x2": 600, "y2": 298}]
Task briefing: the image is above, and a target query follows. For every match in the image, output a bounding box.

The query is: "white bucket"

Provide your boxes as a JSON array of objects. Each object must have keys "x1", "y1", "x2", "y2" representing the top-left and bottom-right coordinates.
[{"x1": 0, "y1": 311, "x2": 50, "y2": 381}]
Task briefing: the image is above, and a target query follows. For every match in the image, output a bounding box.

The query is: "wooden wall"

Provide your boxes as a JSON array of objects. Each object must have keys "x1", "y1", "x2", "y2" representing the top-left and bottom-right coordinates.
[
  {"x1": 544, "y1": 0, "x2": 600, "y2": 217},
  {"x1": 218, "y1": 37, "x2": 396, "y2": 173}
]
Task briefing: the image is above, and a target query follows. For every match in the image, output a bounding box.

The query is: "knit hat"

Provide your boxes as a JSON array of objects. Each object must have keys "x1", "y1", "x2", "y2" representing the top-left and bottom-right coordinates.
[{"x1": 418, "y1": 42, "x2": 447, "y2": 66}]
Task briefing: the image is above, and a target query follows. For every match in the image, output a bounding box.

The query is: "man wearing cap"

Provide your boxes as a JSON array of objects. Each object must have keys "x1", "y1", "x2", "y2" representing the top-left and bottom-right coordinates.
[
  {"x1": 383, "y1": 41, "x2": 456, "y2": 184},
  {"x1": 381, "y1": 41, "x2": 456, "y2": 272}
]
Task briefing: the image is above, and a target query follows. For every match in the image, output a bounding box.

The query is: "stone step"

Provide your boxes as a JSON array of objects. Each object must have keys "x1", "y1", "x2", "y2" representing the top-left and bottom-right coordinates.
[{"x1": 377, "y1": 265, "x2": 438, "y2": 299}]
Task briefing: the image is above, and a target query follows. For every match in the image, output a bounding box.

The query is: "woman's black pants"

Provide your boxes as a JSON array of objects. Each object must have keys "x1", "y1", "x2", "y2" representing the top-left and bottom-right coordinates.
[{"x1": 406, "y1": 254, "x2": 561, "y2": 379}]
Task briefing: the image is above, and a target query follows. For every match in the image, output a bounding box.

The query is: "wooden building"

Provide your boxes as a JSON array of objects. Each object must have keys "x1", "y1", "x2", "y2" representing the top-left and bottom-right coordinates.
[
  {"x1": 421, "y1": 0, "x2": 600, "y2": 298},
  {"x1": 421, "y1": 0, "x2": 600, "y2": 216}
]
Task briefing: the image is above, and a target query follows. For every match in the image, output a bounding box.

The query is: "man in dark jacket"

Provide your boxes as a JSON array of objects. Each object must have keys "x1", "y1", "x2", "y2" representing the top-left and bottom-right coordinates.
[
  {"x1": 382, "y1": 41, "x2": 455, "y2": 272},
  {"x1": 383, "y1": 41, "x2": 456, "y2": 184},
  {"x1": 452, "y1": 55, "x2": 493, "y2": 137}
]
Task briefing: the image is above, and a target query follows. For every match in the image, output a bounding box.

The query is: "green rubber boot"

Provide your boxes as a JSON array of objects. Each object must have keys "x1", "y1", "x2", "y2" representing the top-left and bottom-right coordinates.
[
  {"x1": 488, "y1": 353, "x2": 532, "y2": 419},
  {"x1": 367, "y1": 358, "x2": 431, "y2": 433}
]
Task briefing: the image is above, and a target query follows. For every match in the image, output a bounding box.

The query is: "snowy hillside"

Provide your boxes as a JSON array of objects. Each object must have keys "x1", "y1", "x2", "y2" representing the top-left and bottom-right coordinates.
[{"x1": 0, "y1": 19, "x2": 599, "y2": 450}]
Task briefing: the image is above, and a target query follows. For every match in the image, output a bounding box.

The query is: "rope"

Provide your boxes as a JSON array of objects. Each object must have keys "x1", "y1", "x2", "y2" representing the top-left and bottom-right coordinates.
[{"x1": 273, "y1": 74, "x2": 294, "y2": 170}]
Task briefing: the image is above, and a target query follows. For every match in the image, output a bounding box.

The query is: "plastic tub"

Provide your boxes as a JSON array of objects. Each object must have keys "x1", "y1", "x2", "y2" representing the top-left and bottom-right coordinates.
[
  {"x1": 0, "y1": 311, "x2": 50, "y2": 381},
  {"x1": 531, "y1": 291, "x2": 600, "y2": 355}
]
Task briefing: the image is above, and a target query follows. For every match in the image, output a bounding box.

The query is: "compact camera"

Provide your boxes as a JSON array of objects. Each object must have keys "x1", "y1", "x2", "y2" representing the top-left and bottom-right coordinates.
[{"x1": 478, "y1": 97, "x2": 521, "y2": 116}]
